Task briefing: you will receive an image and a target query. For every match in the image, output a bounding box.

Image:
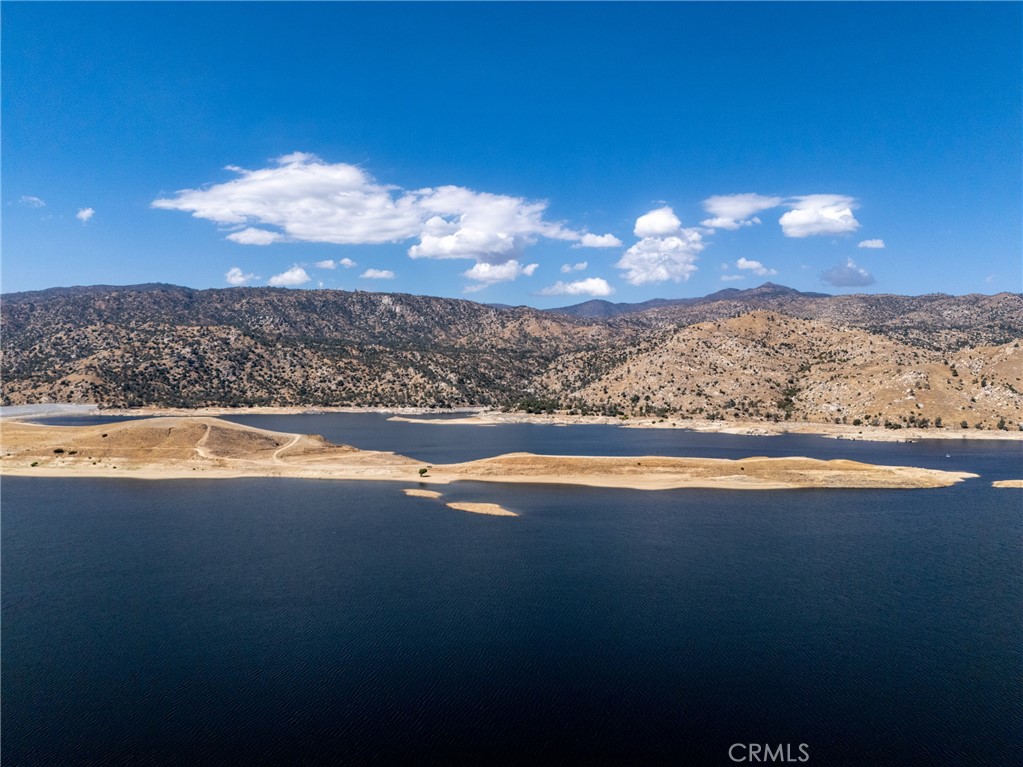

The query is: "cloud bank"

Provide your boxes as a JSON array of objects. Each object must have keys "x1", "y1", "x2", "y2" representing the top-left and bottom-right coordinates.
[{"x1": 153, "y1": 153, "x2": 619, "y2": 288}]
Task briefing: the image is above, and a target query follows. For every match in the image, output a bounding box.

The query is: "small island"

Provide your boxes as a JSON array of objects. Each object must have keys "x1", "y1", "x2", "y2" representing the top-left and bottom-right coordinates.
[{"x1": 0, "y1": 416, "x2": 977, "y2": 490}]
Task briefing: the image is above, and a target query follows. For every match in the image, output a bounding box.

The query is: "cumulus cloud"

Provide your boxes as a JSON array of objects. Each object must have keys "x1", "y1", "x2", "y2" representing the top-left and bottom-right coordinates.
[
  {"x1": 821, "y1": 258, "x2": 875, "y2": 287},
  {"x1": 633, "y1": 206, "x2": 682, "y2": 237},
  {"x1": 736, "y1": 257, "x2": 777, "y2": 276},
  {"x1": 858, "y1": 239, "x2": 885, "y2": 249},
  {"x1": 462, "y1": 260, "x2": 538, "y2": 291},
  {"x1": 360, "y1": 268, "x2": 395, "y2": 279},
  {"x1": 19, "y1": 195, "x2": 45, "y2": 208},
  {"x1": 721, "y1": 274, "x2": 746, "y2": 282},
  {"x1": 560, "y1": 261, "x2": 588, "y2": 273},
  {"x1": 268, "y1": 265, "x2": 311, "y2": 287},
  {"x1": 617, "y1": 207, "x2": 704, "y2": 285},
  {"x1": 574, "y1": 233, "x2": 622, "y2": 248},
  {"x1": 779, "y1": 195, "x2": 859, "y2": 237},
  {"x1": 154, "y1": 154, "x2": 420, "y2": 244},
  {"x1": 537, "y1": 277, "x2": 614, "y2": 297},
  {"x1": 700, "y1": 193, "x2": 781, "y2": 229},
  {"x1": 152, "y1": 153, "x2": 597, "y2": 288},
  {"x1": 226, "y1": 227, "x2": 282, "y2": 245},
  {"x1": 76, "y1": 207, "x2": 95, "y2": 223},
  {"x1": 617, "y1": 235, "x2": 703, "y2": 285},
  {"x1": 225, "y1": 267, "x2": 258, "y2": 286},
  {"x1": 317, "y1": 257, "x2": 357, "y2": 269}
]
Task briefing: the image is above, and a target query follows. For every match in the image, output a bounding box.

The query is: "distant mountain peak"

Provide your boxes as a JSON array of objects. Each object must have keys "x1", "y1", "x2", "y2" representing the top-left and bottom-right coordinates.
[{"x1": 546, "y1": 282, "x2": 830, "y2": 318}]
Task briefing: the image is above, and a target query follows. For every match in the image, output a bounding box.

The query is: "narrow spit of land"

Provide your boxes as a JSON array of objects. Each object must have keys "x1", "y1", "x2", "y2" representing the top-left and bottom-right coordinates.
[{"x1": 0, "y1": 416, "x2": 978, "y2": 490}]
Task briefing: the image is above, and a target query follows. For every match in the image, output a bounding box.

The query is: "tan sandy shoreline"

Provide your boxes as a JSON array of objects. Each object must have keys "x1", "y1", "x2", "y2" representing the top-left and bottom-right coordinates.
[
  {"x1": 992, "y1": 480, "x2": 1023, "y2": 488},
  {"x1": 35, "y1": 404, "x2": 1018, "y2": 443},
  {"x1": 0, "y1": 416, "x2": 978, "y2": 490},
  {"x1": 388, "y1": 412, "x2": 1023, "y2": 443}
]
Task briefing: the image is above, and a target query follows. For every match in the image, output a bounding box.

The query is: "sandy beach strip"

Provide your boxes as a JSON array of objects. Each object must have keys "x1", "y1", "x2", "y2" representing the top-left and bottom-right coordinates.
[
  {"x1": 991, "y1": 479, "x2": 1023, "y2": 488},
  {"x1": 445, "y1": 502, "x2": 517, "y2": 517}
]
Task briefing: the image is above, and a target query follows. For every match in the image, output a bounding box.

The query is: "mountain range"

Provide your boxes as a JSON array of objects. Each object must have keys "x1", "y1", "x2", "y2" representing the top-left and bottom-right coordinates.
[{"x1": 2, "y1": 282, "x2": 1021, "y2": 430}]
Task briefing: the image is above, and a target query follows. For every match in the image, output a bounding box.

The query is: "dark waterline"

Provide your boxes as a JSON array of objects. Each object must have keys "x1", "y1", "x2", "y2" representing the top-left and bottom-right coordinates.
[{"x1": 3, "y1": 417, "x2": 1021, "y2": 765}]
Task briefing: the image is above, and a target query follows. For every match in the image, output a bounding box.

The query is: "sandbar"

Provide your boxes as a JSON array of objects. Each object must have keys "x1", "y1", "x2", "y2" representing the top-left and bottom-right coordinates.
[
  {"x1": 992, "y1": 479, "x2": 1023, "y2": 488},
  {"x1": 445, "y1": 502, "x2": 517, "y2": 517},
  {"x1": 403, "y1": 488, "x2": 443, "y2": 498}
]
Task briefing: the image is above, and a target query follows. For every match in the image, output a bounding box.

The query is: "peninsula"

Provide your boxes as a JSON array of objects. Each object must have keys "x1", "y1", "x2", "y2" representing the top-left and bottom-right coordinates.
[{"x1": 0, "y1": 416, "x2": 977, "y2": 490}]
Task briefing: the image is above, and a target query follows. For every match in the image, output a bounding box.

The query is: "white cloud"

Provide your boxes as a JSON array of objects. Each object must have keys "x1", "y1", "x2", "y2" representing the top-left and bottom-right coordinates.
[
  {"x1": 560, "y1": 261, "x2": 588, "y2": 273},
  {"x1": 407, "y1": 185, "x2": 579, "y2": 262},
  {"x1": 700, "y1": 194, "x2": 781, "y2": 229},
  {"x1": 462, "y1": 260, "x2": 538, "y2": 291},
  {"x1": 19, "y1": 195, "x2": 45, "y2": 208},
  {"x1": 225, "y1": 267, "x2": 258, "y2": 286},
  {"x1": 721, "y1": 274, "x2": 746, "y2": 282},
  {"x1": 820, "y1": 258, "x2": 875, "y2": 287},
  {"x1": 634, "y1": 206, "x2": 682, "y2": 237},
  {"x1": 268, "y1": 265, "x2": 311, "y2": 287},
  {"x1": 276, "y1": 151, "x2": 320, "y2": 165},
  {"x1": 736, "y1": 257, "x2": 777, "y2": 276},
  {"x1": 702, "y1": 216, "x2": 761, "y2": 230},
  {"x1": 779, "y1": 195, "x2": 859, "y2": 237},
  {"x1": 616, "y1": 234, "x2": 703, "y2": 285},
  {"x1": 617, "y1": 207, "x2": 704, "y2": 285},
  {"x1": 226, "y1": 227, "x2": 282, "y2": 245},
  {"x1": 154, "y1": 156, "x2": 420, "y2": 244},
  {"x1": 573, "y1": 233, "x2": 622, "y2": 248},
  {"x1": 153, "y1": 154, "x2": 592, "y2": 288},
  {"x1": 360, "y1": 268, "x2": 395, "y2": 279},
  {"x1": 858, "y1": 239, "x2": 885, "y2": 249},
  {"x1": 537, "y1": 277, "x2": 614, "y2": 297},
  {"x1": 76, "y1": 207, "x2": 95, "y2": 223},
  {"x1": 317, "y1": 258, "x2": 357, "y2": 269}
]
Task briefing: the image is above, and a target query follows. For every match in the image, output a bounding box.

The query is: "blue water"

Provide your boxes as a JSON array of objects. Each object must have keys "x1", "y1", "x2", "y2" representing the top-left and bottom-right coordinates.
[{"x1": 3, "y1": 416, "x2": 1021, "y2": 765}]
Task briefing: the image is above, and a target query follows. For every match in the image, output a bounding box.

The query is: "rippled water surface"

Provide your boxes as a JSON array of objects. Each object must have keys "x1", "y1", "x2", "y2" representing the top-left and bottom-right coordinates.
[{"x1": 3, "y1": 415, "x2": 1021, "y2": 765}]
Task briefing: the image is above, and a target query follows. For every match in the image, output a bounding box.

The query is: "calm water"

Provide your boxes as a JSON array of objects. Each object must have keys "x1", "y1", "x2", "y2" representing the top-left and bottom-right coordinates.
[{"x1": 3, "y1": 416, "x2": 1021, "y2": 765}]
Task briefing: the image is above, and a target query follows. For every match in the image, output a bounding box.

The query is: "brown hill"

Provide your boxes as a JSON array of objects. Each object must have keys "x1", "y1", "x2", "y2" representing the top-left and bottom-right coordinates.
[
  {"x1": 1, "y1": 284, "x2": 1021, "y2": 430},
  {"x1": 539, "y1": 311, "x2": 1023, "y2": 430}
]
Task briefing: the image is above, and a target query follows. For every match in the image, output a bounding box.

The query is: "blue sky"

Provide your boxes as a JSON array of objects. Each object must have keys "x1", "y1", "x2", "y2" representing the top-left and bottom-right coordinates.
[{"x1": 3, "y1": 2, "x2": 1020, "y2": 305}]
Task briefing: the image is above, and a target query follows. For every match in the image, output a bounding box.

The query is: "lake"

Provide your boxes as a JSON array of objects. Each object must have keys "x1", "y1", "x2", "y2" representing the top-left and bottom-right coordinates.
[{"x1": 3, "y1": 415, "x2": 1021, "y2": 765}]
